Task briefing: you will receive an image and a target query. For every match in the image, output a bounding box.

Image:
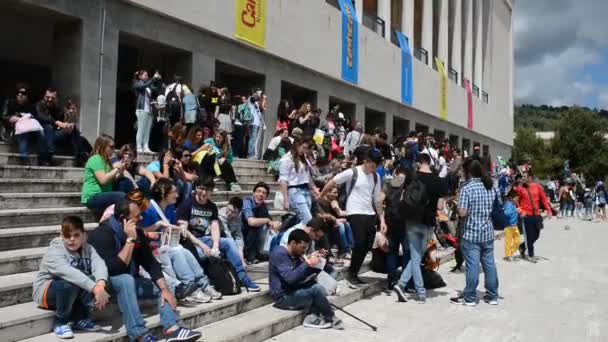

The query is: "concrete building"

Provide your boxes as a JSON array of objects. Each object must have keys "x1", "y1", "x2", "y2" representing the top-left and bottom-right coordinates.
[{"x1": 0, "y1": 0, "x2": 514, "y2": 158}]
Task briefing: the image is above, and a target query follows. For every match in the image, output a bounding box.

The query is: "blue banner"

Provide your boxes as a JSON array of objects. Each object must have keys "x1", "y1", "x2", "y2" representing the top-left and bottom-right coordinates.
[
  {"x1": 338, "y1": 0, "x2": 358, "y2": 84},
  {"x1": 396, "y1": 31, "x2": 413, "y2": 105}
]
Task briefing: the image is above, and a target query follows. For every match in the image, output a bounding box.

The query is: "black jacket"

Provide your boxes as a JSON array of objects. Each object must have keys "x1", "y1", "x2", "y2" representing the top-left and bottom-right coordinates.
[{"x1": 87, "y1": 220, "x2": 164, "y2": 282}]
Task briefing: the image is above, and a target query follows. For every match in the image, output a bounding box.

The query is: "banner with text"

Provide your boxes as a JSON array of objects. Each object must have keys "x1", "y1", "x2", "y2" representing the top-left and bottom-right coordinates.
[
  {"x1": 338, "y1": 0, "x2": 359, "y2": 84},
  {"x1": 396, "y1": 32, "x2": 413, "y2": 105},
  {"x1": 235, "y1": 0, "x2": 266, "y2": 48},
  {"x1": 435, "y1": 57, "x2": 448, "y2": 120},
  {"x1": 465, "y1": 79, "x2": 473, "y2": 129}
]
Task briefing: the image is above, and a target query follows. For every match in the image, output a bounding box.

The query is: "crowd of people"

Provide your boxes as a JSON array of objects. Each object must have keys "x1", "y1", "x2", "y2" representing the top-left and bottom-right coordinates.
[{"x1": 4, "y1": 72, "x2": 596, "y2": 340}]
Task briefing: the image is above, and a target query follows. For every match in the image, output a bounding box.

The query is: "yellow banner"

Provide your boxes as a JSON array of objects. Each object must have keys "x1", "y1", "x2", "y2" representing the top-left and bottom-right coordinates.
[
  {"x1": 235, "y1": 0, "x2": 266, "y2": 48},
  {"x1": 435, "y1": 57, "x2": 448, "y2": 120}
]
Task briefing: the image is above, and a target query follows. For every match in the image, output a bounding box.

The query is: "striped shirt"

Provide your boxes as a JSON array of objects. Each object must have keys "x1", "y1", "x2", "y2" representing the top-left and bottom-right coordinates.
[{"x1": 458, "y1": 178, "x2": 496, "y2": 243}]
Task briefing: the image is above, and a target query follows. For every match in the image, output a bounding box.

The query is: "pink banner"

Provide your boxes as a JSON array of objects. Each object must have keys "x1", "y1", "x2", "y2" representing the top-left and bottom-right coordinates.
[{"x1": 464, "y1": 79, "x2": 473, "y2": 129}]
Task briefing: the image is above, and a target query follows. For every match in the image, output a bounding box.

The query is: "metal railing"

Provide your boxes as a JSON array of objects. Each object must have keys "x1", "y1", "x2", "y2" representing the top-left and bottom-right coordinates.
[
  {"x1": 390, "y1": 29, "x2": 400, "y2": 47},
  {"x1": 448, "y1": 68, "x2": 458, "y2": 83},
  {"x1": 472, "y1": 84, "x2": 480, "y2": 97},
  {"x1": 482, "y1": 91, "x2": 489, "y2": 103},
  {"x1": 326, "y1": 0, "x2": 355, "y2": 9},
  {"x1": 414, "y1": 47, "x2": 428, "y2": 65},
  {"x1": 362, "y1": 12, "x2": 385, "y2": 38}
]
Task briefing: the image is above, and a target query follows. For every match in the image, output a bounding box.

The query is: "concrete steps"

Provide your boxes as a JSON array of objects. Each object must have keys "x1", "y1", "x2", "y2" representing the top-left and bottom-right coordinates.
[
  {"x1": 0, "y1": 192, "x2": 276, "y2": 210},
  {"x1": 0, "y1": 223, "x2": 97, "y2": 251},
  {"x1": 0, "y1": 262, "x2": 372, "y2": 342},
  {"x1": 0, "y1": 179, "x2": 280, "y2": 193},
  {"x1": 0, "y1": 207, "x2": 96, "y2": 229}
]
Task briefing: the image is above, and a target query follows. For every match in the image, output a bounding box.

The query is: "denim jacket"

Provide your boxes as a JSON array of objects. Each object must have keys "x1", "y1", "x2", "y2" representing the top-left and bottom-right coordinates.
[{"x1": 133, "y1": 78, "x2": 160, "y2": 111}]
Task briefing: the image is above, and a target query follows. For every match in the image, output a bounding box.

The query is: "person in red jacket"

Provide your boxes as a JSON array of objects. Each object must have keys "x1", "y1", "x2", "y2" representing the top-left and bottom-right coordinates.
[{"x1": 515, "y1": 170, "x2": 552, "y2": 262}]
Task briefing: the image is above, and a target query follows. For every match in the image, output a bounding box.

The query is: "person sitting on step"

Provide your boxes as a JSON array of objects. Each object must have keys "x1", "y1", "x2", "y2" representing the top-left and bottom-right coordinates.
[
  {"x1": 241, "y1": 182, "x2": 282, "y2": 264},
  {"x1": 32, "y1": 216, "x2": 110, "y2": 339},
  {"x1": 88, "y1": 199, "x2": 202, "y2": 342},
  {"x1": 269, "y1": 229, "x2": 344, "y2": 330},
  {"x1": 177, "y1": 178, "x2": 261, "y2": 292}
]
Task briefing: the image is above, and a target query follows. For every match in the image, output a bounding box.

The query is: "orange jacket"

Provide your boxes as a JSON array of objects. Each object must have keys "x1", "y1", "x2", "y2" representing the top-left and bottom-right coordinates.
[{"x1": 515, "y1": 183, "x2": 552, "y2": 217}]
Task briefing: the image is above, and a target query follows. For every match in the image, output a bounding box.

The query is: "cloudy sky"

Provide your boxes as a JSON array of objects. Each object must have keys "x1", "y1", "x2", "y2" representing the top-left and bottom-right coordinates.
[{"x1": 514, "y1": 0, "x2": 608, "y2": 108}]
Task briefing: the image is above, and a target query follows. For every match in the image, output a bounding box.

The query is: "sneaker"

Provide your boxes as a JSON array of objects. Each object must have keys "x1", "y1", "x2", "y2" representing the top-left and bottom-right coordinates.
[
  {"x1": 72, "y1": 318, "x2": 101, "y2": 332},
  {"x1": 175, "y1": 283, "x2": 198, "y2": 301},
  {"x1": 230, "y1": 183, "x2": 242, "y2": 192},
  {"x1": 203, "y1": 285, "x2": 223, "y2": 300},
  {"x1": 503, "y1": 256, "x2": 513, "y2": 262},
  {"x1": 137, "y1": 148, "x2": 144, "y2": 153},
  {"x1": 241, "y1": 276, "x2": 261, "y2": 292},
  {"x1": 143, "y1": 147, "x2": 153, "y2": 154},
  {"x1": 525, "y1": 256, "x2": 538, "y2": 263},
  {"x1": 302, "y1": 314, "x2": 332, "y2": 329},
  {"x1": 165, "y1": 326, "x2": 202, "y2": 342},
  {"x1": 346, "y1": 274, "x2": 366, "y2": 289},
  {"x1": 331, "y1": 318, "x2": 345, "y2": 330},
  {"x1": 483, "y1": 296, "x2": 499, "y2": 305},
  {"x1": 449, "y1": 266, "x2": 463, "y2": 273},
  {"x1": 392, "y1": 284, "x2": 408, "y2": 302},
  {"x1": 189, "y1": 289, "x2": 211, "y2": 303},
  {"x1": 416, "y1": 295, "x2": 427, "y2": 304},
  {"x1": 53, "y1": 324, "x2": 74, "y2": 339},
  {"x1": 450, "y1": 296, "x2": 477, "y2": 307},
  {"x1": 141, "y1": 334, "x2": 158, "y2": 342}
]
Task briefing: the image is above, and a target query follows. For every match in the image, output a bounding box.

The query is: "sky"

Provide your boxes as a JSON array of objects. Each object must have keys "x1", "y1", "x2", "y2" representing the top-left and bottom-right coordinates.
[{"x1": 514, "y1": 0, "x2": 608, "y2": 108}]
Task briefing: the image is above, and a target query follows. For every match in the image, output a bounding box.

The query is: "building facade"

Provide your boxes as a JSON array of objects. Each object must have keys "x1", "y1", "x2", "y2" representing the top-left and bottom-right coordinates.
[{"x1": 0, "y1": 0, "x2": 514, "y2": 158}]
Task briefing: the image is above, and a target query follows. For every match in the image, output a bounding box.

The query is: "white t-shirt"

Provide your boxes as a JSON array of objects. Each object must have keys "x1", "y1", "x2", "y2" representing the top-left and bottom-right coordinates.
[
  {"x1": 438, "y1": 156, "x2": 449, "y2": 178},
  {"x1": 267, "y1": 136, "x2": 282, "y2": 151},
  {"x1": 421, "y1": 147, "x2": 439, "y2": 167},
  {"x1": 333, "y1": 166, "x2": 381, "y2": 216},
  {"x1": 278, "y1": 153, "x2": 311, "y2": 186}
]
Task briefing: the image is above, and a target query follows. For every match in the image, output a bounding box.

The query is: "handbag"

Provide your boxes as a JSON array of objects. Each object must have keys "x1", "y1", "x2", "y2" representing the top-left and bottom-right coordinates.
[
  {"x1": 490, "y1": 190, "x2": 508, "y2": 230},
  {"x1": 14, "y1": 114, "x2": 43, "y2": 135}
]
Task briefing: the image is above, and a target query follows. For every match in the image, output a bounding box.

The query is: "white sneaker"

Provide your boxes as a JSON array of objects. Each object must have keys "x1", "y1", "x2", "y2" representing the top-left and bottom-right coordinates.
[
  {"x1": 188, "y1": 289, "x2": 212, "y2": 303},
  {"x1": 303, "y1": 314, "x2": 331, "y2": 329},
  {"x1": 143, "y1": 147, "x2": 153, "y2": 153}
]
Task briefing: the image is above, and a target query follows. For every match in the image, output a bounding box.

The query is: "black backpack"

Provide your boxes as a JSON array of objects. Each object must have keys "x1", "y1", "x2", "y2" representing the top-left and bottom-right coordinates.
[
  {"x1": 165, "y1": 86, "x2": 183, "y2": 124},
  {"x1": 205, "y1": 256, "x2": 242, "y2": 295},
  {"x1": 402, "y1": 173, "x2": 430, "y2": 222},
  {"x1": 384, "y1": 176, "x2": 406, "y2": 223}
]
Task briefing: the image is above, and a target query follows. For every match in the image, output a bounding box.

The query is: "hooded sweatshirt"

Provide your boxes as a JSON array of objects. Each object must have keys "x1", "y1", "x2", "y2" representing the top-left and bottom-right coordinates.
[{"x1": 32, "y1": 237, "x2": 108, "y2": 306}]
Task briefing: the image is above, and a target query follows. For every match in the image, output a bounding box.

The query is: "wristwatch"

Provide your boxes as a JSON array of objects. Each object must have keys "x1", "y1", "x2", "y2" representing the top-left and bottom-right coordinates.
[{"x1": 126, "y1": 237, "x2": 137, "y2": 244}]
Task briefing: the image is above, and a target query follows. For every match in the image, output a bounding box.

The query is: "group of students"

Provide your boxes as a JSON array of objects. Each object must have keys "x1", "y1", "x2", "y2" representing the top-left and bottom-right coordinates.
[{"x1": 556, "y1": 176, "x2": 607, "y2": 221}]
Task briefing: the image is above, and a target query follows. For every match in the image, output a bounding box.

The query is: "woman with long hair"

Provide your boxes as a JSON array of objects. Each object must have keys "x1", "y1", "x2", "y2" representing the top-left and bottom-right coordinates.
[
  {"x1": 132, "y1": 70, "x2": 161, "y2": 153},
  {"x1": 193, "y1": 129, "x2": 241, "y2": 191},
  {"x1": 183, "y1": 126, "x2": 204, "y2": 152},
  {"x1": 81, "y1": 135, "x2": 126, "y2": 213},
  {"x1": 113, "y1": 144, "x2": 154, "y2": 196},
  {"x1": 276, "y1": 99, "x2": 294, "y2": 131},
  {"x1": 182, "y1": 85, "x2": 199, "y2": 129},
  {"x1": 450, "y1": 158, "x2": 499, "y2": 306},
  {"x1": 216, "y1": 87, "x2": 234, "y2": 134},
  {"x1": 278, "y1": 139, "x2": 319, "y2": 224}
]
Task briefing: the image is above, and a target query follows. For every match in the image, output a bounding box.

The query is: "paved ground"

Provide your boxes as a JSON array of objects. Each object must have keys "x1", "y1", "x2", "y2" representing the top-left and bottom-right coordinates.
[{"x1": 266, "y1": 218, "x2": 608, "y2": 342}]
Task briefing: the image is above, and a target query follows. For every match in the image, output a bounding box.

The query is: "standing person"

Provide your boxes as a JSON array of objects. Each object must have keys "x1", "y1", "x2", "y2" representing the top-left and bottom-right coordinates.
[
  {"x1": 216, "y1": 88, "x2": 234, "y2": 134},
  {"x1": 448, "y1": 148, "x2": 463, "y2": 195},
  {"x1": 81, "y1": 135, "x2": 126, "y2": 214},
  {"x1": 392, "y1": 154, "x2": 448, "y2": 303},
  {"x1": 88, "y1": 199, "x2": 202, "y2": 342},
  {"x1": 502, "y1": 190, "x2": 521, "y2": 261},
  {"x1": 400, "y1": 131, "x2": 419, "y2": 173},
  {"x1": 247, "y1": 90, "x2": 265, "y2": 160},
  {"x1": 279, "y1": 139, "x2": 320, "y2": 225},
  {"x1": 515, "y1": 170, "x2": 553, "y2": 262},
  {"x1": 181, "y1": 85, "x2": 199, "y2": 129},
  {"x1": 450, "y1": 158, "x2": 499, "y2": 306},
  {"x1": 232, "y1": 95, "x2": 247, "y2": 158},
  {"x1": 133, "y1": 70, "x2": 161, "y2": 153},
  {"x1": 321, "y1": 149, "x2": 386, "y2": 288},
  {"x1": 33, "y1": 216, "x2": 110, "y2": 339},
  {"x1": 596, "y1": 182, "x2": 607, "y2": 221},
  {"x1": 343, "y1": 121, "x2": 363, "y2": 159},
  {"x1": 1, "y1": 82, "x2": 48, "y2": 165}
]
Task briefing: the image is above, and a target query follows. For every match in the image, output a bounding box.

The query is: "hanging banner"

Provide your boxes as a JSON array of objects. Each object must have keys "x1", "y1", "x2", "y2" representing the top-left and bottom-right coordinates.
[
  {"x1": 396, "y1": 32, "x2": 413, "y2": 105},
  {"x1": 465, "y1": 79, "x2": 473, "y2": 129},
  {"x1": 338, "y1": 0, "x2": 359, "y2": 84},
  {"x1": 435, "y1": 57, "x2": 448, "y2": 120},
  {"x1": 235, "y1": 0, "x2": 266, "y2": 48}
]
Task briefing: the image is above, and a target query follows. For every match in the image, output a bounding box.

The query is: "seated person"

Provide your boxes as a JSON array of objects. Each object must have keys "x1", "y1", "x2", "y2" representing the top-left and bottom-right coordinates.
[
  {"x1": 192, "y1": 129, "x2": 241, "y2": 192},
  {"x1": 33, "y1": 216, "x2": 110, "y2": 339},
  {"x1": 183, "y1": 126, "x2": 204, "y2": 153},
  {"x1": 267, "y1": 137, "x2": 292, "y2": 175},
  {"x1": 114, "y1": 144, "x2": 154, "y2": 197},
  {"x1": 263, "y1": 128, "x2": 290, "y2": 161},
  {"x1": 317, "y1": 184, "x2": 353, "y2": 259},
  {"x1": 269, "y1": 229, "x2": 343, "y2": 330},
  {"x1": 88, "y1": 199, "x2": 202, "y2": 342},
  {"x1": 218, "y1": 196, "x2": 247, "y2": 265},
  {"x1": 241, "y1": 182, "x2": 281, "y2": 263},
  {"x1": 177, "y1": 178, "x2": 261, "y2": 292},
  {"x1": 141, "y1": 178, "x2": 222, "y2": 303},
  {"x1": 147, "y1": 149, "x2": 192, "y2": 206}
]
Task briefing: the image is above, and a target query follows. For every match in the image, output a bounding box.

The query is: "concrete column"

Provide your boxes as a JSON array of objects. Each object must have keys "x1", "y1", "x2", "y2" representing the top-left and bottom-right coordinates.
[
  {"x1": 98, "y1": 26, "x2": 119, "y2": 138},
  {"x1": 355, "y1": 102, "x2": 365, "y2": 129},
  {"x1": 437, "y1": 0, "x2": 449, "y2": 64},
  {"x1": 385, "y1": 112, "x2": 394, "y2": 142},
  {"x1": 378, "y1": 0, "x2": 391, "y2": 42},
  {"x1": 462, "y1": 0, "x2": 473, "y2": 82},
  {"x1": 191, "y1": 52, "x2": 215, "y2": 91},
  {"x1": 401, "y1": 0, "x2": 415, "y2": 51},
  {"x1": 355, "y1": 0, "x2": 363, "y2": 23},
  {"x1": 263, "y1": 72, "x2": 281, "y2": 148},
  {"x1": 450, "y1": 0, "x2": 462, "y2": 84},
  {"x1": 421, "y1": 0, "x2": 433, "y2": 64},
  {"x1": 473, "y1": 0, "x2": 483, "y2": 94}
]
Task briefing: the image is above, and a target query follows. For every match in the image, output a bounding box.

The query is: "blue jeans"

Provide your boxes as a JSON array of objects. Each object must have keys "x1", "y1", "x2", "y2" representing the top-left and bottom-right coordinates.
[
  {"x1": 397, "y1": 224, "x2": 429, "y2": 296},
  {"x1": 288, "y1": 187, "x2": 313, "y2": 224},
  {"x1": 244, "y1": 224, "x2": 267, "y2": 262},
  {"x1": 175, "y1": 179, "x2": 193, "y2": 206},
  {"x1": 195, "y1": 236, "x2": 247, "y2": 281},
  {"x1": 387, "y1": 228, "x2": 409, "y2": 282},
  {"x1": 86, "y1": 191, "x2": 126, "y2": 213},
  {"x1": 15, "y1": 131, "x2": 48, "y2": 159},
  {"x1": 45, "y1": 124, "x2": 86, "y2": 159},
  {"x1": 44, "y1": 279, "x2": 93, "y2": 326},
  {"x1": 247, "y1": 125, "x2": 261, "y2": 159},
  {"x1": 337, "y1": 222, "x2": 353, "y2": 254},
  {"x1": 274, "y1": 283, "x2": 334, "y2": 321},
  {"x1": 159, "y1": 246, "x2": 210, "y2": 289},
  {"x1": 461, "y1": 239, "x2": 499, "y2": 302},
  {"x1": 115, "y1": 177, "x2": 151, "y2": 198},
  {"x1": 109, "y1": 274, "x2": 179, "y2": 341}
]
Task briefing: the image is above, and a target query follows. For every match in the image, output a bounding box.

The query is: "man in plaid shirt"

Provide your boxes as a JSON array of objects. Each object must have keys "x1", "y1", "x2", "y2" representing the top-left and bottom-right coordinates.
[{"x1": 450, "y1": 159, "x2": 499, "y2": 307}]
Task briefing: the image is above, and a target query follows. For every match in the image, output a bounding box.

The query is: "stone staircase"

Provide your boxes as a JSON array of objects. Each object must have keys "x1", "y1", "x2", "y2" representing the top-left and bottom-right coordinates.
[{"x1": 0, "y1": 143, "x2": 386, "y2": 342}]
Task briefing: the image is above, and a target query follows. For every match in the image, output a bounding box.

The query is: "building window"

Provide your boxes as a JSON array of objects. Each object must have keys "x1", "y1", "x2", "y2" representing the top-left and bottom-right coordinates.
[
  {"x1": 362, "y1": 12, "x2": 385, "y2": 37},
  {"x1": 414, "y1": 47, "x2": 428, "y2": 65},
  {"x1": 482, "y1": 91, "x2": 489, "y2": 103},
  {"x1": 448, "y1": 68, "x2": 458, "y2": 83},
  {"x1": 472, "y1": 84, "x2": 480, "y2": 97}
]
